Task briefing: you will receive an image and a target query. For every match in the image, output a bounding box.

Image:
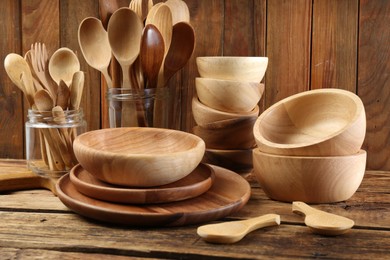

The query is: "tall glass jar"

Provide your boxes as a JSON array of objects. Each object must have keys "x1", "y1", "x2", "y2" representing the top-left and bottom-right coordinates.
[
  {"x1": 107, "y1": 88, "x2": 171, "y2": 128},
  {"x1": 25, "y1": 108, "x2": 87, "y2": 178}
]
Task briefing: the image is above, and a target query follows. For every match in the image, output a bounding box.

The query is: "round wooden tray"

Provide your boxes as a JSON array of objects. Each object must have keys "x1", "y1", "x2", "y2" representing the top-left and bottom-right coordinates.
[
  {"x1": 56, "y1": 165, "x2": 251, "y2": 227},
  {"x1": 69, "y1": 163, "x2": 215, "y2": 204}
]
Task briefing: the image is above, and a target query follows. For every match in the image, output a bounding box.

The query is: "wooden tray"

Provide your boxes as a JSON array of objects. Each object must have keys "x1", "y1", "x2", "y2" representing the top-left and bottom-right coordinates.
[
  {"x1": 69, "y1": 163, "x2": 215, "y2": 204},
  {"x1": 56, "y1": 165, "x2": 251, "y2": 227}
]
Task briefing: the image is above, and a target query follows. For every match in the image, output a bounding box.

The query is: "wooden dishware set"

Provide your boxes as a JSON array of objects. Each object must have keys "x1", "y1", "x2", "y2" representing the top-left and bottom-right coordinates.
[
  {"x1": 252, "y1": 88, "x2": 367, "y2": 203},
  {"x1": 55, "y1": 127, "x2": 252, "y2": 227},
  {"x1": 193, "y1": 56, "x2": 268, "y2": 173}
]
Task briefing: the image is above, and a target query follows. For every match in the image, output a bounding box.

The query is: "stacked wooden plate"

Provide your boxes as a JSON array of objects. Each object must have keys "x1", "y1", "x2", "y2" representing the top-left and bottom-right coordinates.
[
  {"x1": 55, "y1": 127, "x2": 251, "y2": 227},
  {"x1": 193, "y1": 56, "x2": 268, "y2": 173}
]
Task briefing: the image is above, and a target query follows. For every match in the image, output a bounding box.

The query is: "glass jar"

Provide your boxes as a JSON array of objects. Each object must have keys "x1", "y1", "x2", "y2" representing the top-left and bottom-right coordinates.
[
  {"x1": 25, "y1": 108, "x2": 87, "y2": 178},
  {"x1": 107, "y1": 88, "x2": 171, "y2": 128}
]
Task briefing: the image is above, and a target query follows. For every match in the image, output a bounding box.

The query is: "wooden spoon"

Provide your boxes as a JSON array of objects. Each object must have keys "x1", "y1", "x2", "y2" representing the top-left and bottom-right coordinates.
[
  {"x1": 49, "y1": 47, "x2": 80, "y2": 87},
  {"x1": 165, "y1": 0, "x2": 190, "y2": 25},
  {"x1": 78, "y1": 17, "x2": 112, "y2": 89},
  {"x1": 34, "y1": 89, "x2": 54, "y2": 112},
  {"x1": 197, "y1": 214, "x2": 281, "y2": 244},
  {"x1": 162, "y1": 22, "x2": 195, "y2": 87},
  {"x1": 69, "y1": 71, "x2": 85, "y2": 110},
  {"x1": 129, "y1": 0, "x2": 153, "y2": 21},
  {"x1": 140, "y1": 24, "x2": 165, "y2": 89},
  {"x1": 56, "y1": 80, "x2": 70, "y2": 110},
  {"x1": 292, "y1": 201, "x2": 355, "y2": 236},
  {"x1": 4, "y1": 53, "x2": 35, "y2": 106},
  {"x1": 107, "y1": 7, "x2": 143, "y2": 88}
]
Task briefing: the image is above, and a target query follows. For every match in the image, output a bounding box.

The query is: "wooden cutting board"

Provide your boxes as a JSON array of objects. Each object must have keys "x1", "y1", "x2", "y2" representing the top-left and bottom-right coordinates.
[{"x1": 0, "y1": 159, "x2": 57, "y2": 194}]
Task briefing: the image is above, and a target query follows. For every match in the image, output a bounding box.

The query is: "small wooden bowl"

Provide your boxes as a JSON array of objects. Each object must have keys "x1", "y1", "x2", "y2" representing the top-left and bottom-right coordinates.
[
  {"x1": 202, "y1": 148, "x2": 253, "y2": 173},
  {"x1": 196, "y1": 78, "x2": 264, "y2": 113},
  {"x1": 192, "y1": 97, "x2": 259, "y2": 128},
  {"x1": 253, "y1": 88, "x2": 366, "y2": 156},
  {"x1": 193, "y1": 117, "x2": 257, "y2": 150},
  {"x1": 196, "y1": 56, "x2": 268, "y2": 82},
  {"x1": 73, "y1": 127, "x2": 205, "y2": 187},
  {"x1": 252, "y1": 149, "x2": 367, "y2": 203}
]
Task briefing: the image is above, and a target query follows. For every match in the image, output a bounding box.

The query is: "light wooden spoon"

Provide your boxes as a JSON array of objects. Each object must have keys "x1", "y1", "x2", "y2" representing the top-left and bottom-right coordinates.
[
  {"x1": 69, "y1": 71, "x2": 84, "y2": 110},
  {"x1": 4, "y1": 53, "x2": 35, "y2": 106},
  {"x1": 49, "y1": 47, "x2": 80, "y2": 87},
  {"x1": 292, "y1": 201, "x2": 355, "y2": 236},
  {"x1": 165, "y1": 0, "x2": 190, "y2": 25},
  {"x1": 78, "y1": 17, "x2": 112, "y2": 89},
  {"x1": 197, "y1": 214, "x2": 281, "y2": 244},
  {"x1": 107, "y1": 7, "x2": 143, "y2": 88}
]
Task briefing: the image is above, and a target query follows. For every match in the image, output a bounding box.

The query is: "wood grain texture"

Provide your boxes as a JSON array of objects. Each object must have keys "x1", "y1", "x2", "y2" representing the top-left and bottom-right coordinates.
[
  {"x1": 359, "y1": 0, "x2": 390, "y2": 170},
  {"x1": 311, "y1": 0, "x2": 358, "y2": 92},
  {"x1": 0, "y1": 158, "x2": 389, "y2": 259},
  {"x1": 0, "y1": 0, "x2": 24, "y2": 159},
  {"x1": 266, "y1": 0, "x2": 312, "y2": 107}
]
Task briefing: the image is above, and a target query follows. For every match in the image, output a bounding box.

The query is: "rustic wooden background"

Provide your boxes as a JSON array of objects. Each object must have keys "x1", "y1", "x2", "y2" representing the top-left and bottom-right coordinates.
[{"x1": 0, "y1": 0, "x2": 389, "y2": 170}]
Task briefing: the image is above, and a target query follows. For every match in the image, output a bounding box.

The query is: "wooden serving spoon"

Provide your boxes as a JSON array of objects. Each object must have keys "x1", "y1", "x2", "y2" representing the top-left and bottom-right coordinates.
[
  {"x1": 140, "y1": 24, "x2": 165, "y2": 89},
  {"x1": 107, "y1": 7, "x2": 143, "y2": 88},
  {"x1": 78, "y1": 17, "x2": 113, "y2": 89},
  {"x1": 197, "y1": 214, "x2": 281, "y2": 244},
  {"x1": 162, "y1": 21, "x2": 195, "y2": 87},
  {"x1": 292, "y1": 201, "x2": 355, "y2": 236},
  {"x1": 49, "y1": 47, "x2": 80, "y2": 87},
  {"x1": 69, "y1": 71, "x2": 84, "y2": 110}
]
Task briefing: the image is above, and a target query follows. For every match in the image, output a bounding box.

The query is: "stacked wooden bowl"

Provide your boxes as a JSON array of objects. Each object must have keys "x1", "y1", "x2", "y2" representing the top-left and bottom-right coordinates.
[
  {"x1": 193, "y1": 56, "x2": 268, "y2": 173},
  {"x1": 252, "y1": 88, "x2": 367, "y2": 203},
  {"x1": 55, "y1": 127, "x2": 251, "y2": 227}
]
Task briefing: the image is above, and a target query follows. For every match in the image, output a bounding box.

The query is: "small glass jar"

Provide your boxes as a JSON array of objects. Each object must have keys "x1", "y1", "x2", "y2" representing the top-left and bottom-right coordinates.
[
  {"x1": 25, "y1": 108, "x2": 87, "y2": 178},
  {"x1": 107, "y1": 88, "x2": 171, "y2": 128}
]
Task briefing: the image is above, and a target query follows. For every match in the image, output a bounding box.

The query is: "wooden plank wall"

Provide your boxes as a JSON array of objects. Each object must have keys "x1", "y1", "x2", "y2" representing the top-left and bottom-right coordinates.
[{"x1": 0, "y1": 0, "x2": 389, "y2": 171}]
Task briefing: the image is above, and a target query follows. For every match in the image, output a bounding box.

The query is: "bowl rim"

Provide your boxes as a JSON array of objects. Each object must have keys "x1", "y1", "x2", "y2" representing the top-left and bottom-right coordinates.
[
  {"x1": 252, "y1": 147, "x2": 367, "y2": 160},
  {"x1": 74, "y1": 127, "x2": 206, "y2": 158},
  {"x1": 192, "y1": 97, "x2": 260, "y2": 117},
  {"x1": 196, "y1": 56, "x2": 269, "y2": 62},
  {"x1": 253, "y1": 88, "x2": 365, "y2": 149}
]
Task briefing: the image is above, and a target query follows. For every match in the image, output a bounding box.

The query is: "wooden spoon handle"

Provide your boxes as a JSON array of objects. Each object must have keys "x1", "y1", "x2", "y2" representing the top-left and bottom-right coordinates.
[
  {"x1": 292, "y1": 201, "x2": 320, "y2": 216},
  {"x1": 244, "y1": 214, "x2": 281, "y2": 233}
]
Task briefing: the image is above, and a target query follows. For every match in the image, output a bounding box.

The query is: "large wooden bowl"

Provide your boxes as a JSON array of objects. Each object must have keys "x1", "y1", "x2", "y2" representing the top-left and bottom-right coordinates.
[
  {"x1": 196, "y1": 78, "x2": 264, "y2": 113},
  {"x1": 196, "y1": 56, "x2": 268, "y2": 82},
  {"x1": 252, "y1": 149, "x2": 367, "y2": 203},
  {"x1": 192, "y1": 97, "x2": 259, "y2": 128},
  {"x1": 253, "y1": 88, "x2": 366, "y2": 156},
  {"x1": 73, "y1": 128, "x2": 205, "y2": 187}
]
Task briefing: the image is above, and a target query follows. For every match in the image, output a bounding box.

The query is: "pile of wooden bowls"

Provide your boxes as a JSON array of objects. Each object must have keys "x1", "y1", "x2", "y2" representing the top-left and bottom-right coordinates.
[
  {"x1": 193, "y1": 56, "x2": 268, "y2": 172},
  {"x1": 252, "y1": 88, "x2": 367, "y2": 203}
]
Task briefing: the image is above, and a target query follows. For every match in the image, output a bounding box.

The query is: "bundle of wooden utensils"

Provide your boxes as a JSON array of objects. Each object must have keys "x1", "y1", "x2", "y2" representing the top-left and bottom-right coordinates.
[
  {"x1": 78, "y1": 0, "x2": 195, "y2": 91},
  {"x1": 192, "y1": 56, "x2": 268, "y2": 173},
  {"x1": 4, "y1": 43, "x2": 85, "y2": 175}
]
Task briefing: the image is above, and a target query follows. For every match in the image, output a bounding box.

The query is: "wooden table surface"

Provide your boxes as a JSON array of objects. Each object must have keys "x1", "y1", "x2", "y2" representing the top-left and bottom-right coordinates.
[{"x1": 0, "y1": 159, "x2": 389, "y2": 259}]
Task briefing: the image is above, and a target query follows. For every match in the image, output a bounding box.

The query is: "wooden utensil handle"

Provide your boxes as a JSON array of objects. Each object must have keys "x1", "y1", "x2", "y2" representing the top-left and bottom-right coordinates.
[
  {"x1": 0, "y1": 171, "x2": 57, "y2": 195},
  {"x1": 292, "y1": 201, "x2": 320, "y2": 216},
  {"x1": 245, "y1": 214, "x2": 281, "y2": 233}
]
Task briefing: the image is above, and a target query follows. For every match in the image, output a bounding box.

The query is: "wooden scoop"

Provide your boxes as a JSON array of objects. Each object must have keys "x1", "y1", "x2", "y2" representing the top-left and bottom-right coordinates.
[
  {"x1": 292, "y1": 201, "x2": 355, "y2": 236},
  {"x1": 197, "y1": 214, "x2": 280, "y2": 244}
]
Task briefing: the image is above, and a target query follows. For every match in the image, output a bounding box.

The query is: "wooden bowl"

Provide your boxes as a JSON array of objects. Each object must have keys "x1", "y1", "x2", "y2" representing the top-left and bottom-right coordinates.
[
  {"x1": 252, "y1": 149, "x2": 367, "y2": 203},
  {"x1": 192, "y1": 97, "x2": 259, "y2": 128},
  {"x1": 73, "y1": 127, "x2": 205, "y2": 187},
  {"x1": 193, "y1": 117, "x2": 257, "y2": 150},
  {"x1": 196, "y1": 56, "x2": 268, "y2": 82},
  {"x1": 196, "y1": 78, "x2": 264, "y2": 113},
  {"x1": 253, "y1": 88, "x2": 366, "y2": 156},
  {"x1": 202, "y1": 148, "x2": 253, "y2": 173}
]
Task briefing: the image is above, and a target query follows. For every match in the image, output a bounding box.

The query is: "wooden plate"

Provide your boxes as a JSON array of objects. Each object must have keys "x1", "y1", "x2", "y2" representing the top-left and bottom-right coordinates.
[
  {"x1": 56, "y1": 165, "x2": 251, "y2": 227},
  {"x1": 69, "y1": 163, "x2": 215, "y2": 204}
]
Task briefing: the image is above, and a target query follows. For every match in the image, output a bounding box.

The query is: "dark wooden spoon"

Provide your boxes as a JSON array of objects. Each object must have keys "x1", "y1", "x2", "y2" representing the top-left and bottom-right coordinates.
[
  {"x1": 162, "y1": 22, "x2": 195, "y2": 87},
  {"x1": 140, "y1": 24, "x2": 165, "y2": 89}
]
